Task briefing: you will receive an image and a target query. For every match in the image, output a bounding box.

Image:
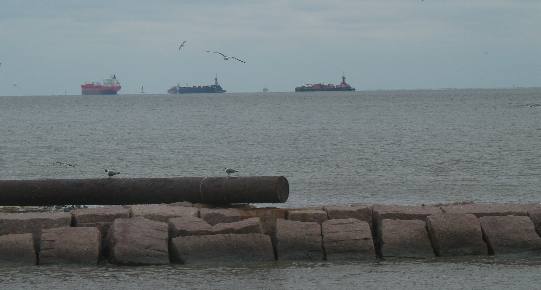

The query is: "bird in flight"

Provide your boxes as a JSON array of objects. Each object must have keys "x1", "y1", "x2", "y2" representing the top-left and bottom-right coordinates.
[
  {"x1": 207, "y1": 51, "x2": 246, "y2": 63},
  {"x1": 178, "y1": 40, "x2": 187, "y2": 51},
  {"x1": 225, "y1": 168, "x2": 238, "y2": 176}
]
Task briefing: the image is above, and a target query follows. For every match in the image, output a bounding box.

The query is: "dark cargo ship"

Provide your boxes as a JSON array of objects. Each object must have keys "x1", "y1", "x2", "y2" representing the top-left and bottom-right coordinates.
[
  {"x1": 168, "y1": 76, "x2": 226, "y2": 94},
  {"x1": 295, "y1": 75, "x2": 355, "y2": 92}
]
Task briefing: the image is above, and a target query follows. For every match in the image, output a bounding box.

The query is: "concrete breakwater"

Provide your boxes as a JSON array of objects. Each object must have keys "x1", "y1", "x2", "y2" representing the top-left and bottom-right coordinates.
[{"x1": 1, "y1": 202, "x2": 541, "y2": 265}]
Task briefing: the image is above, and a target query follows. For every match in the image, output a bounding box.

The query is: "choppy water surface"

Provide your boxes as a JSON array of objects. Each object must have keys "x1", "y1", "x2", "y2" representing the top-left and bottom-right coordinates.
[{"x1": 1, "y1": 88, "x2": 541, "y2": 288}]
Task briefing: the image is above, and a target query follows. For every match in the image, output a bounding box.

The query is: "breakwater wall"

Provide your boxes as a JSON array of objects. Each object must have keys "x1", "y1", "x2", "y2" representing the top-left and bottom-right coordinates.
[{"x1": 2, "y1": 202, "x2": 541, "y2": 265}]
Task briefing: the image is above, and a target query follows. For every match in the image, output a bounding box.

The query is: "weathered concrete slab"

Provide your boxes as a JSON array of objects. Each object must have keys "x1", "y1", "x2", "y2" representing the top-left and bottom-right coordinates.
[
  {"x1": 288, "y1": 209, "x2": 328, "y2": 224},
  {"x1": 427, "y1": 213, "x2": 487, "y2": 256},
  {"x1": 480, "y1": 215, "x2": 541, "y2": 255},
  {"x1": 0, "y1": 212, "x2": 72, "y2": 246},
  {"x1": 528, "y1": 208, "x2": 541, "y2": 236},
  {"x1": 380, "y1": 219, "x2": 434, "y2": 258},
  {"x1": 108, "y1": 217, "x2": 169, "y2": 265},
  {"x1": 0, "y1": 233, "x2": 36, "y2": 264},
  {"x1": 170, "y1": 233, "x2": 274, "y2": 264},
  {"x1": 322, "y1": 218, "x2": 375, "y2": 260},
  {"x1": 168, "y1": 215, "x2": 213, "y2": 237},
  {"x1": 324, "y1": 205, "x2": 372, "y2": 225},
  {"x1": 167, "y1": 201, "x2": 193, "y2": 207},
  {"x1": 239, "y1": 208, "x2": 287, "y2": 235},
  {"x1": 200, "y1": 208, "x2": 242, "y2": 225},
  {"x1": 211, "y1": 217, "x2": 262, "y2": 234},
  {"x1": 275, "y1": 219, "x2": 323, "y2": 260},
  {"x1": 72, "y1": 206, "x2": 130, "y2": 235},
  {"x1": 442, "y1": 203, "x2": 541, "y2": 217},
  {"x1": 130, "y1": 204, "x2": 198, "y2": 222},
  {"x1": 373, "y1": 205, "x2": 442, "y2": 227},
  {"x1": 40, "y1": 227, "x2": 101, "y2": 265}
]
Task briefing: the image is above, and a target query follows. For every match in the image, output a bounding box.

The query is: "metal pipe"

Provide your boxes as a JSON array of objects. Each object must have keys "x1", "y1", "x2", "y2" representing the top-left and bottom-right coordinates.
[{"x1": 0, "y1": 176, "x2": 289, "y2": 205}]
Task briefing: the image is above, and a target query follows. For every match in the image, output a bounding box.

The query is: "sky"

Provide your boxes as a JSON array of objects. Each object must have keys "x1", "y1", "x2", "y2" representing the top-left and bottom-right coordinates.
[{"x1": 0, "y1": 0, "x2": 540, "y2": 95}]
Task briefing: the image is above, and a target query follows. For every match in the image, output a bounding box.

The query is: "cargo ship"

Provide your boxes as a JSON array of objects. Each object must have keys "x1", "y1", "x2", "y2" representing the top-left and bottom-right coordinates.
[
  {"x1": 81, "y1": 75, "x2": 121, "y2": 95},
  {"x1": 168, "y1": 76, "x2": 226, "y2": 94},
  {"x1": 295, "y1": 75, "x2": 355, "y2": 92}
]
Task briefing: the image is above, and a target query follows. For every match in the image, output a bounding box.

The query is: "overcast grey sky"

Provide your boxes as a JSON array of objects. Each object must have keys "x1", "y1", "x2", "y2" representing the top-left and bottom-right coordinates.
[{"x1": 0, "y1": 0, "x2": 540, "y2": 95}]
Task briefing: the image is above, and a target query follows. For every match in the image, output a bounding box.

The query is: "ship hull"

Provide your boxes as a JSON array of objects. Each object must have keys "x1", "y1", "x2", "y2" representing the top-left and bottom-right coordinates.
[
  {"x1": 295, "y1": 87, "x2": 355, "y2": 92},
  {"x1": 81, "y1": 88, "x2": 121, "y2": 95},
  {"x1": 168, "y1": 85, "x2": 225, "y2": 94}
]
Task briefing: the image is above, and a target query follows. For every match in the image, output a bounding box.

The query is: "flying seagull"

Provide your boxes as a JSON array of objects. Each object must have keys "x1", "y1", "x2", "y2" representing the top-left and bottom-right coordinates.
[
  {"x1": 225, "y1": 168, "x2": 238, "y2": 176},
  {"x1": 178, "y1": 41, "x2": 187, "y2": 51},
  {"x1": 105, "y1": 169, "x2": 120, "y2": 177},
  {"x1": 207, "y1": 51, "x2": 246, "y2": 63}
]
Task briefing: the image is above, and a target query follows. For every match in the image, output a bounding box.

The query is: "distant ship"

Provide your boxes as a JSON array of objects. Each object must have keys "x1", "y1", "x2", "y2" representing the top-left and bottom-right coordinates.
[
  {"x1": 168, "y1": 76, "x2": 226, "y2": 94},
  {"x1": 81, "y1": 75, "x2": 121, "y2": 95},
  {"x1": 295, "y1": 75, "x2": 355, "y2": 92}
]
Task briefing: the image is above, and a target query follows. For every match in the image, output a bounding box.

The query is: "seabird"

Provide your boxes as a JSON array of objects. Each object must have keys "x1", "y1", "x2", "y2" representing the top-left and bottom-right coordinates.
[
  {"x1": 105, "y1": 169, "x2": 120, "y2": 177},
  {"x1": 207, "y1": 51, "x2": 246, "y2": 63},
  {"x1": 225, "y1": 168, "x2": 238, "y2": 176},
  {"x1": 178, "y1": 40, "x2": 187, "y2": 51}
]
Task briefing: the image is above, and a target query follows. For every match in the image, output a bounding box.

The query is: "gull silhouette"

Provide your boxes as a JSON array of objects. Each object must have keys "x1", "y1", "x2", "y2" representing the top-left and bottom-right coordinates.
[
  {"x1": 225, "y1": 168, "x2": 238, "y2": 176},
  {"x1": 207, "y1": 51, "x2": 246, "y2": 63},
  {"x1": 178, "y1": 40, "x2": 187, "y2": 51},
  {"x1": 104, "y1": 169, "x2": 120, "y2": 177}
]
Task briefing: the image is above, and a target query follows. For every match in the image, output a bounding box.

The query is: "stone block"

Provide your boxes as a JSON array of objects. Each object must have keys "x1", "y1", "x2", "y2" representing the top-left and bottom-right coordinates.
[
  {"x1": 379, "y1": 219, "x2": 434, "y2": 258},
  {"x1": 322, "y1": 218, "x2": 375, "y2": 260},
  {"x1": 480, "y1": 215, "x2": 541, "y2": 255},
  {"x1": 324, "y1": 205, "x2": 372, "y2": 225},
  {"x1": 275, "y1": 219, "x2": 323, "y2": 260},
  {"x1": 288, "y1": 209, "x2": 328, "y2": 224},
  {"x1": 0, "y1": 212, "x2": 72, "y2": 246},
  {"x1": 168, "y1": 216, "x2": 213, "y2": 237},
  {"x1": 239, "y1": 208, "x2": 287, "y2": 235},
  {"x1": 442, "y1": 203, "x2": 540, "y2": 217},
  {"x1": 0, "y1": 233, "x2": 36, "y2": 264},
  {"x1": 528, "y1": 208, "x2": 541, "y2": 236},
  {"x1": 130, "y1": 204, "x2": 199, "y2": 222},
  {"x1": 170, "y1": 233, "x2": 274, "y2": 264},
  {"x1": 373, "y1": 204, "x2": 442, "y2": 228},
  {"x1": 108, "y1": 217, "x2": 169, "y2": 265},
  {"x1": 211, "y1": 218, "x2": 262, "y2": 234},
  {"x1": 40, "y1": 227, "x2": 101, "y2": 265},
  {"x1": 200, "y1": 208, "x2": 242, "y2": 225},
  {"x1": 72, "y1": 206, "x2": 130, "y2": 235},
  {"x1": 426, "y1": 213, "x2": 487, "y2": 256}
]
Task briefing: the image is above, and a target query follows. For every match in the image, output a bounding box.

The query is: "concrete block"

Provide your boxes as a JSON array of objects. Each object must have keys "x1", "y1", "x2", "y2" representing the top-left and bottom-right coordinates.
[
  {"x1": 324, "y1": 205, "x2": 372, "y2": 225},
  {"x1": 322, "y1": 218, "x2": 375, "y2": 260},
  {"x1": 0, "y1": 233, "x2": 36, "y2": 264},
  {"x1": 170, "y1": 233, "x2": 274, "y2": 264},
  {"x1": 275, "y1": 219, "x2": 323, "y2": 261},
  {"x1": 480, "y1": 215, "x2": 541, "y2": 255},
  {"x1": 373, "y1": 204, "x2": 441, "y2": 228},
  {"x1": 427, "y1": 213, "x2": 487, "y2": 256},
  {"x1": 442, "y1": 203, "x2": 540, "y2": 217},
  {"x1": 40, "y1": 227, "x2": 101, "y2": 265},
  {"x1": 239, "y1": 207, "x2": 287, "y2": 235},
  {"x1": 0, "y1": 212, "x2": 72, "y2": 246},
  {"x1": 528, "y1": 208, "x2": 541, "y2": 236},
  {"x1": 130, "y1": 204, "x2": 198, "y2": 222},
  {"x1": 72, "y1": 206, "x2": 130, "y2": 235},
  {"x1": 108, "y1": 217, "x2": 169, "y2": 265},
  {"x1": 288, "y1": 209, "x2": 328, "y2": 224},
  {"x1": 380, "y1": 219, "x2": 434, "y2": 258},
  {"x1": 168, "y1": 215, "x2": 213, "y2": 237},
  {"x1": 200, "y1": 208, "x2": 242, "y2": 225},
  {"x1": 211, "y1": 218, "x2": 262, "y2": 235}
]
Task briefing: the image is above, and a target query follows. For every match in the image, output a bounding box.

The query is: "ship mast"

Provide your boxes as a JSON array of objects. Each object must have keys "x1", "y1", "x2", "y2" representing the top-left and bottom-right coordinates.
[{"x1": 214, "y1": 74, "x2": 219, "y2": 86}]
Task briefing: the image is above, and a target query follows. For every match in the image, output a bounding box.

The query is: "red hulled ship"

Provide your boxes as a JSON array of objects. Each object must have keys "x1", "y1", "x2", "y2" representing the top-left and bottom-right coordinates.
[{"x1": 81, "y1": 75, "x2": 121, "y2": 95}]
